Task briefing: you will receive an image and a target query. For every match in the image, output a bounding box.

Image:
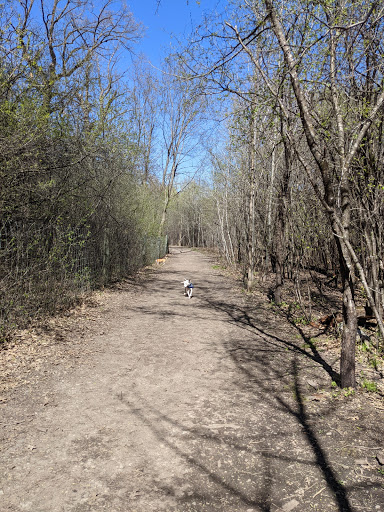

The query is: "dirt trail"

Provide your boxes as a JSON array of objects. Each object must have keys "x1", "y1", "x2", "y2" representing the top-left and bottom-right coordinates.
[{"x1": 1, "y1": 248, "x2": 383, "y2": 512}]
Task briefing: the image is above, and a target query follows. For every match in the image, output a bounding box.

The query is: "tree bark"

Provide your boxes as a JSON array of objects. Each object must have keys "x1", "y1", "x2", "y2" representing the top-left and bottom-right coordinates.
[{"x1": 274, "y1": 117, "x2": 292, "y2": 303}]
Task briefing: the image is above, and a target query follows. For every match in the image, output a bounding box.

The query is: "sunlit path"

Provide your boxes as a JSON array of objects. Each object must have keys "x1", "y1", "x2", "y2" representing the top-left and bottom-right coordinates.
[{"x1": 1, "y1": 249, "x2": 383, "y2": 511}]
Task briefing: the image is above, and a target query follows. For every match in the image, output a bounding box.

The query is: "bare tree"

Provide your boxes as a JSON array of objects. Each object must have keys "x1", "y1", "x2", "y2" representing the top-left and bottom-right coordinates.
[
  {"x1": 183, "y1": 0, "x2": 384, "y2": 386},
  {"x1": 14, "y1": 0, "x2": 142, "y2": 114},
  {"x1": 129, "y1": 61, "x2": 159, "y2": 183},
  {"x1": 261, "y1": 0, "x2": 384, "y2": 386},
  {"x1": 158, "y1": 59, "x2": 207, "y2": 236}
]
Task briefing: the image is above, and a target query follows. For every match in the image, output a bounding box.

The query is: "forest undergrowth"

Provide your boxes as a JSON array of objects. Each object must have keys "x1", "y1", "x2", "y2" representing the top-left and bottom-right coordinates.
[{"x1": 208, "y1": 250, "x2": 384, "y2": 402}]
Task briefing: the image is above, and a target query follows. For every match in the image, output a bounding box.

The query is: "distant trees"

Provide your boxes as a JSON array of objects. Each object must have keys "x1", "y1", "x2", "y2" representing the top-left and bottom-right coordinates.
[
  {"x1": 166, "y1": 180, "x2": 214, "y2": 247},
  {"x1": 129, "y1": 61, "x2": 159, "y2": 184},
  {"x1": 157, "y1": 59, "x2": 207, "y2": 236}
]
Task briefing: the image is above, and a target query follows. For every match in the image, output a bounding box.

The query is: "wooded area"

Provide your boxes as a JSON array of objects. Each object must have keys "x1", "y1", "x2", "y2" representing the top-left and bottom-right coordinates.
[
  {"x1": 0, "y1": 0, "x2": 168, "y2": 332},
  {"x1": 167, "y1": 0, "x2": 384, "y2": 389},
  {"x1": 1, "y1": 0, "x2": 384, "y2": 389}
]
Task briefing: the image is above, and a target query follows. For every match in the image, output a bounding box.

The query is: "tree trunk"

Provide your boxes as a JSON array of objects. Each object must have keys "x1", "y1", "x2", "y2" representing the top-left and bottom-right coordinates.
[
  {"x1": 245, "y1": 176, "x2": 256, "y2": 291},
  {"x1": 158, "y1": 163, "x2": 177, "y2": 237},
  {"x1": 265, "y1": 144, "x2": 276, "y2": 271},
  {"x1": 338, "y1": 238, "x2": 357, "y2": 388},
  {"x1": 273, "y1": 119, "x2": 291, "y2": 303},
  {"x1": 245, "y1": 108, "x2": 257, "y2": 291}
]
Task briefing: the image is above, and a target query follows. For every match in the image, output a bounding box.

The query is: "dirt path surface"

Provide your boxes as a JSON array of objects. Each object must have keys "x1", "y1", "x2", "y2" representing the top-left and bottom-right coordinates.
[{"x1": 1, "y1": 248, "x2": 384, "y2": 512}]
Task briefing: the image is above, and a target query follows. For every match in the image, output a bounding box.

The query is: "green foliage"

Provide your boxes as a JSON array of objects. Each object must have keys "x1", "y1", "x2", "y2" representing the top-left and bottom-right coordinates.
[
  {"x1": 0, "y1": 0, "x2": 167, "y2": 332},
  {"x1": 369, "y1": 356, "x2": 380, "y2": 371},
  {"x1": 331, "y1": 384, "x2": 355, "y2": 399},
  {"x1": 343, "y1": 387, "x2": 355, "y2": 398},
  {"x1": 361, "y1": 379, "x2": 378, "y2": 393},
  {"x1": 293, "y1": 315, "x2": 310, "y2": 326}
]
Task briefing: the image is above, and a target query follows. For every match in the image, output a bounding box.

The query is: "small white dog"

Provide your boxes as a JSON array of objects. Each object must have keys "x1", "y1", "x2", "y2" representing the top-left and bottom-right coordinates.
[{"x1": 182, "y1": 279, "x2": 194, "y2": 299}]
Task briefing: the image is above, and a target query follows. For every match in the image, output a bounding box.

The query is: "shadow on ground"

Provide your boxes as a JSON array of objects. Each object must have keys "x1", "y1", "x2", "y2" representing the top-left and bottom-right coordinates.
[
  {"x1": 120, "y1": 282, "x2": 378, "y2": 510},
  {"x1": 107, "y1": 253, "x2": 383, "y2": 511}
]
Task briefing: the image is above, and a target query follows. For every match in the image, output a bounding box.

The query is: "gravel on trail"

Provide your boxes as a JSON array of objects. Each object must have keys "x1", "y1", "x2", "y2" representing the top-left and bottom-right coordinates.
[{"x1": 1, "y1": 247, "x2": 383, "y2": 512}]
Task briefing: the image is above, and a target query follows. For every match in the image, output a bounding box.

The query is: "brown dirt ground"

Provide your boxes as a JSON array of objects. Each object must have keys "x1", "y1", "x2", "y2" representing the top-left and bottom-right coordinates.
[{"x1": 1, "y1": 247, "x2": 384, "y2": 512}]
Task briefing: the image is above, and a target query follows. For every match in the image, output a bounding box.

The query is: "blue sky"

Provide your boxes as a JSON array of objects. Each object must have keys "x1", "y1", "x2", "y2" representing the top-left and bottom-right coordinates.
[
  {"x1": 127, "y1": 0, "x2": 222, "y2": 66},
  {"x1": 124, "y1": 0, "x2": 224, "y2": 181}
]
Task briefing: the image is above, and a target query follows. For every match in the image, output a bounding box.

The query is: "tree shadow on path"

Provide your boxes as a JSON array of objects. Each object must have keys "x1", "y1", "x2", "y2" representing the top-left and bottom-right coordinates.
[
  {"x1": 123, "y1": 391, "x2": 275, "y2": 511},
  {"x1": 201, "y1": 297, "x2": 356, "y2": 512},
  {"x1": 203, "y1": 298, "x2": 341, "y2": 384}
]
